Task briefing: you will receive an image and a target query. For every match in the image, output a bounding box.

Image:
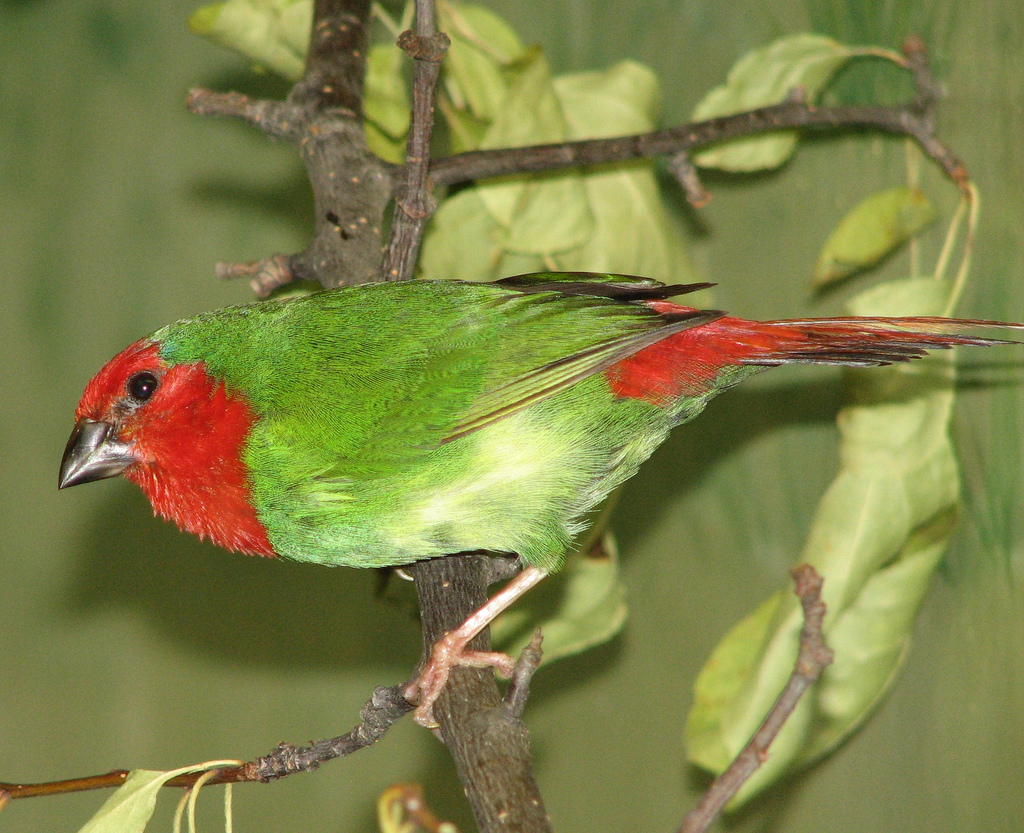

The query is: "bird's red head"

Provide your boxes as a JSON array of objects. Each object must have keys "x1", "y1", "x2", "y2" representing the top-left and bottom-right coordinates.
[{"x1": 62, "y1": 339, "x2": 276, "y2": 557}]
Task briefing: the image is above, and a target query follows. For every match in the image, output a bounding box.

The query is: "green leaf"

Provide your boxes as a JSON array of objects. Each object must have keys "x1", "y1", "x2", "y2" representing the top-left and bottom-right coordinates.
[
  {"x1": 438, "y1": 2, "x2": 525, "y2": 123},
  {"x1": 555, "y1": 60, "x2": 662, "y2": 135},
  {"x1": 442, "y1": 2, "x2": 525, "y2": 66},
  {"x1": 686, "y1": 590, "x2": 787, "y2": 772},
  {"x1": 439, "y1": 97, "x2": 491, "y2": 155},
  {"x1": 551, "y1": 62, "x2": 695, "y2": 281},
  {"x1": 418, "y1": 188, "x2": 511, "y2": 282},
  {"x1": 814, "y1": 187, "x2": 936, "y2": 286},
  {"x1": 492, "y1": 531, "x2": 628, "y2": 665},
  {"x1": 189, "y1": 0, "x2": 312, "y2": 80},
  {"x1": 423, "y1": 46, "x2": 696, "y2": 285},
  {"x1": 685, "y1": 276, "x2": 962, "y2": 807},
  {"x1": 691, "y1": 34, "x2": 856, "y2": 171},
  {"x1": 76, "y1": 770, "x2": 171, "y2": 833},
  {"x1": 807, "y1": 508, "x2": 954, "y2": 760},
  {"x1": 472, "y1": 51, "x2": 594, "y2": 255},
  {"x1": 77, "y1": 762, "x2": 236, "y2": 833}
]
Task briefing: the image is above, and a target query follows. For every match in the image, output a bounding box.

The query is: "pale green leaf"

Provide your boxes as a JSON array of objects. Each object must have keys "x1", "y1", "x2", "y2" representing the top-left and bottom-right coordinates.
[
  {"x1": 844, "y1": 273, "x2": 952, "y2": 317},
  {"x1": 814, "y1": 187, "x2": 936, "y2": 286},
  {"x1": 77, "y1": 770, "x2": 171, "y2": 833},
  {"x1": 500, "y1": 174, "x2": 595, "y2": 255},
  {"x1": 552, "y1": 159, "x2": 697, "y2": 282},
  {"x1": 805, "y1": 509, "x2": 954, "y2": 761},
  {"x1": 686, "y1": 276, "x2": 961, "y2": 806},
  {"x1": 441, "y1": 2, "x2": 525, "y2": 65},
  {"x1": 477, "y1": 51, "x2": 569, "y2": 200},
  {"x1": 438, "y1": 2, "x2": 525, "y2": 123},
  {"x1": 692, "y1": 34, "x2": 856, "y2": 171},
  {"x1": 439, "y1": 97, "x2": 490, "y2": 155},
  {"x1": 189, "y1": 0, "x2": 312, "y2": 80},
  {"x1": 418, "y1": 188, "x2": 510, "y2": 282},
  {"x1": 423, "y1": 51, "x2": 696, "y2": 283},
  {"x1": 77, "y1": 762, "x2": 237, "y2": 833},
  {"x1": 686, "y1": 591, "x2": 786, "y2": 772},
  {"x1": 475, "y1": 52, "x2": 594, "y2": 255},
  {"x1": 551, "y1": 62, "x2": 695, "y2": 281},
  {"x1": 554, "y1": 60, "x2": 662, "y2": 136},
  {"x1": 492, "y1": 531, "x2": 628, "y2": 665},
  {"x1": 493, "y1": 249, "x2": 547, "y2": 280}
]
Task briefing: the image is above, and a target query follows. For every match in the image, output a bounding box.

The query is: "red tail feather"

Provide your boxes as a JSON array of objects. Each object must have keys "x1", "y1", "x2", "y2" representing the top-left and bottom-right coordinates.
[{"x1": 607, "y1": 301, "x2": 1020, "y2": 405}]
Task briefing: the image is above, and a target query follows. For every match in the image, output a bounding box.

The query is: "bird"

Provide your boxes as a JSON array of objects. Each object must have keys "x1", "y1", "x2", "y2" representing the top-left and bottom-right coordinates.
[{"x1": 59, "y1": 272, "x2": 1019, "y2": 725}]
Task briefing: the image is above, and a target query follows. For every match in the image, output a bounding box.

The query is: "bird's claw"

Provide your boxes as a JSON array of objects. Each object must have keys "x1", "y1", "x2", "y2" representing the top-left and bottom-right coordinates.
[{"x1": 405, "y1": 632, "x2": 517, "y2": 728}]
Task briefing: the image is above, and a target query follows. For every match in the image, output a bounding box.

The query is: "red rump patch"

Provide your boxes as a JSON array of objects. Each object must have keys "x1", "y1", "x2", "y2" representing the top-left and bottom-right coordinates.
[
  {"x1": 606, "y1": 301, "x2": 736, "y2": 404},
  {"x1": 77, "y1": 340, "x2": 276, "y2": 557}
]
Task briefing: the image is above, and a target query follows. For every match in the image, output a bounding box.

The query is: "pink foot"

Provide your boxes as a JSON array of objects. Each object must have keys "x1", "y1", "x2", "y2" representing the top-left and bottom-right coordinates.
[{"x1": 403, "y1": 566, "x2": 548, "y2": 728}]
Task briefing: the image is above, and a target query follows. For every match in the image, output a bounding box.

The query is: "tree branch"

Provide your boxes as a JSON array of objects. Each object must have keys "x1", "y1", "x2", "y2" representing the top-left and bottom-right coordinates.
[
  {"x1": 430, "y1": 36, "x2": 967, "y2": 193},
  {"x1": 188, "y1": 0, "x2": 393, "y2": 295},
  {"x1": 191, "y1": 33, "x2": 967, "y2": 296}
]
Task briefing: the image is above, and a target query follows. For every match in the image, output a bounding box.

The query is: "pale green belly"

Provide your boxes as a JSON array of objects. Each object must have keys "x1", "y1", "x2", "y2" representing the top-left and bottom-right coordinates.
[{"x1": 253, "y1": 379, "x2": 672, "y2": 571}]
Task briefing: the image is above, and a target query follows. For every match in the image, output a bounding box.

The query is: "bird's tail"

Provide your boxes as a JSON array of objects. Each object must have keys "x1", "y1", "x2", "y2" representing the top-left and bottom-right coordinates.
[
  {"x1": 606, "y1": 307, "x2": 1022, "y2": 405},
  {"x1": 728, "y1": 315, "x2": 1017, "y2": 367}
]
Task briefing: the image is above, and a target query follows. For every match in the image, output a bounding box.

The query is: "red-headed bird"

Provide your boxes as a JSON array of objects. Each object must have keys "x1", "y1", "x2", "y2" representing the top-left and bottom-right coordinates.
[{"x1": 60, "y1": 273, "x2": 1019, "y2": 724}]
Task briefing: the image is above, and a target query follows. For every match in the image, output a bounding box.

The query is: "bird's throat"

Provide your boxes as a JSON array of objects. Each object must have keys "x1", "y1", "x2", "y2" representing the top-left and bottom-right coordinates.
[{"x1": 124, "y1": 358, "x2": 276, "y2": 557}]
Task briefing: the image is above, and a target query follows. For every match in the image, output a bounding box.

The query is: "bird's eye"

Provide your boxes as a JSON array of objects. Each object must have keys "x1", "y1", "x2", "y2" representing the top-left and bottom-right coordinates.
[{"x1": 126, "y1": 371, "x2": 160, "y2": 403}]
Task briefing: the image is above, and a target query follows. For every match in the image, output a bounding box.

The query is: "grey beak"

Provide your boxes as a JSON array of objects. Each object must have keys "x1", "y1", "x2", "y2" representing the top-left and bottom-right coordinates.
[{"x1": 59, "y1": 419, "x2": 138, "y2": 489}]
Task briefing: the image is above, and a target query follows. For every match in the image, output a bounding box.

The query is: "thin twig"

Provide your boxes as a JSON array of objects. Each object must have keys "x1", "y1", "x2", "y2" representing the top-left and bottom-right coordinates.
[
  {"x1": 503, "y1": 629, "x2": 545, "y2": 720},
  {"x1": 432, "y1": 100, "x2": 964, "y2": 188},
  {"x1": 380, "y1": 0, "x2": 450, "y2": 281},
  {"x1": 233, "y1": 683, "x2": 415, "y2": 782},
  {"x1": 215, "y1": 255, "x2": 298, "y2": 297},
  {"x1": 0, "y1": 685, "x2": 413, "y2": 799},
  {"x1": 678, "y1": 564, "x2": 833, "y2": 833},
  {"x1": 185, "y1": 90, "x2": 297, "y2": 139},
  {"x1": 667, "y1": 151, "x2": 711, "y2": 207}
]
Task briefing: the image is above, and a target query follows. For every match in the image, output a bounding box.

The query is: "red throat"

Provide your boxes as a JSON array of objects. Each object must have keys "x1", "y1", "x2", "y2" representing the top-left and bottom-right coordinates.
[{"x1": 77, "y1": 341, "x2": 276, "y2": 557}]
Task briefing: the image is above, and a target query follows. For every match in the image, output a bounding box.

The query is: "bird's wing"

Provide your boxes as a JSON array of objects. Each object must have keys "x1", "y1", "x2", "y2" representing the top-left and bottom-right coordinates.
[
  {"x1": 442, "y1": 295, "x2": 722, "y2": 440},
  {"x1": 286, "y1": 277, "x2": 721, "y2": 479}
]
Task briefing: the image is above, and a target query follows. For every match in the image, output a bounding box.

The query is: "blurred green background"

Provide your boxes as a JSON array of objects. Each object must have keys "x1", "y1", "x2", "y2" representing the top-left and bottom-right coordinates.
[{"x1": 2, "y1": 1, "x2": 1023, "y2": 831}]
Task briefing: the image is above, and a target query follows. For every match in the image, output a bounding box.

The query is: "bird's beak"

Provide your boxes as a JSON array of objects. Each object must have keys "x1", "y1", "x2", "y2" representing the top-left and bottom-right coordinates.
[{"x1": 59, "y1": 419, "x2": 138, "y2": 489}]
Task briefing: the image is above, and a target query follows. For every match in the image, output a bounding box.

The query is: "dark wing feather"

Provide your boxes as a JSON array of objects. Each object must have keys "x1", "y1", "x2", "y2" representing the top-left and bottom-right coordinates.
[{"x1": 495, "y1": 271, "x2": 715, "y2": 302}]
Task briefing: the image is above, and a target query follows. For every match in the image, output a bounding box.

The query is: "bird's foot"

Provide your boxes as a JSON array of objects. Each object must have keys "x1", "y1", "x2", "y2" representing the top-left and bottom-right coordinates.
[{"x1": 404, "y1": 565, "x2": 548, "y2": 728}]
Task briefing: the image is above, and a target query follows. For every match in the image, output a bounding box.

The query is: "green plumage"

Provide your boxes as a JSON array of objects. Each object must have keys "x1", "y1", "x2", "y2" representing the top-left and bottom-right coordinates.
[{"x1": 153, "y1": 277, "x2": 727, "y2": 571}]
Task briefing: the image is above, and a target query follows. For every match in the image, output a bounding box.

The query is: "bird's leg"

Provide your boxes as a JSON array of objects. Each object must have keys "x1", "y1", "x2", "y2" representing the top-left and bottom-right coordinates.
[{"x1": 406, "y1": 565, "x2": 548, "y2": 727}]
